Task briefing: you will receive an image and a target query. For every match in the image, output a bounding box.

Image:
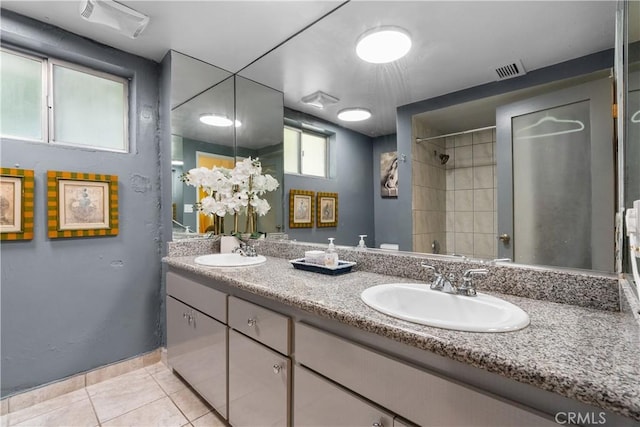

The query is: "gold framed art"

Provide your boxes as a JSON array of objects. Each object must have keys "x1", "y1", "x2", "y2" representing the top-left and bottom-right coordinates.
[
  {"x1": 0, "y1": 168, "x2": 34, "y2": 241},
  {"x1": 316, "y1": 192, "x2": 338, "y2": 228},
  {"x1": 289, "y1": 189, "x2": 315, "y2": 228},
  {"x1": 47, "y1": 171, "x2": 119, "y2": 238}
]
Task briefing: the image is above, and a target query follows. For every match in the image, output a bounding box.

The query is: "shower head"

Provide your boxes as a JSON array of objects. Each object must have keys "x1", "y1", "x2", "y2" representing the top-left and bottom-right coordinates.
[{"x1": 439, "y1": 153, "x2": 450, "y2": 165}]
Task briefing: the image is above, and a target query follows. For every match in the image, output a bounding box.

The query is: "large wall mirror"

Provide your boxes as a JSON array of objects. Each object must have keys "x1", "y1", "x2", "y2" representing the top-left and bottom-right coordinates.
[
  {"x1": 170, "y1": 2, "x2": 638, "y2": 276},
  {"x1": 170, "y1": 52, "x2": 284, "y2": 236}
]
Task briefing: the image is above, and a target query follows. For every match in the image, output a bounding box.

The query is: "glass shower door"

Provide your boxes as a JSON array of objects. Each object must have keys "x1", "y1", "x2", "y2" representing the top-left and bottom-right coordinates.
[{"x1": 496, "y1": 78, "x2": 614, "y2": 271}]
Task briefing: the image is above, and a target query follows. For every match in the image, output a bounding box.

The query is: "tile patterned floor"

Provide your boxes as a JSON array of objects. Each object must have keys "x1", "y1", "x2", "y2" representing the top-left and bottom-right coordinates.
[{"x1": 1, "y1": 363, "x2": 227, "y2": 427}]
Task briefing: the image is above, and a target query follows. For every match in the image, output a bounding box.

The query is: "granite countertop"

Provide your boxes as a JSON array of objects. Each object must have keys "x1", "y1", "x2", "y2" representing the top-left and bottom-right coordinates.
[{"x1": 164, "y1": 255, "x2": 640, "y2": 422}]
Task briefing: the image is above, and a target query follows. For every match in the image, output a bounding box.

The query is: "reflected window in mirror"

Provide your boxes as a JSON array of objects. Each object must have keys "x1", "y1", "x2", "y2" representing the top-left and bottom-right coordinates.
[{"x1": 284, "y1": 126, "x2": 328, "y2": 178}]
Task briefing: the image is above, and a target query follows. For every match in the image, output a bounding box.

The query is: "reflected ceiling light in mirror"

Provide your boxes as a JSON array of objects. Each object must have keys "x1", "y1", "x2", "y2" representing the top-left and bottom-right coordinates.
[
  {"x1": 199, "y1": 114, "x2": 242, "y2": 127},
  {"x1": 356, "y1": 26, "x2": 412, "y2": 64},
  {"x1": 337, "y1": 108, "x2": 371, "y2": 122}
]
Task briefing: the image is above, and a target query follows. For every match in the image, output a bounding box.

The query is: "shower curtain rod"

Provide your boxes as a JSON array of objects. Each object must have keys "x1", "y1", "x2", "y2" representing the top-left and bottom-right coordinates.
[{"x1": 415, "y1": 125, "x2": 496, "y2": 143}]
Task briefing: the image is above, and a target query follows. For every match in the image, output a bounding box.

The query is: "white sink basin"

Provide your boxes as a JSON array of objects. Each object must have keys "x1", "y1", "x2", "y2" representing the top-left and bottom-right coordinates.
[
  {"x1": 194, "y1": 253, "x2": 266, "y2": 267},
  {"x1": 361, "y1": 283, "x2": 529, "y2": 333}
]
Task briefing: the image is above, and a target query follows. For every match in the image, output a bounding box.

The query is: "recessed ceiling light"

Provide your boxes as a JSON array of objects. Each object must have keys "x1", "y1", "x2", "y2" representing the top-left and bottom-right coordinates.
[
  {"x1": 200, "y1": 114, "x2": 239, "y2": 127},
  {"x1": 356, "y1": 27, "x2": 412, "y2": 64},
  {"x1": 337, "y1": 108, "x2": 371, "y2": 122}
]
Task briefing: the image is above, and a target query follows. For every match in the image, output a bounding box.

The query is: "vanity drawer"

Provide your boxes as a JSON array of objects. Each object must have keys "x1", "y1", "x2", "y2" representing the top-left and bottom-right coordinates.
[
  {"x1": 228, "y1": 296, "x2": 290, "y2": 355},
  {"x1": 295, "y1": 323, "x2": 554, "y2": 427},
  {"x1": 167, "y1": 272, "x2": 227, "y2": 323}
]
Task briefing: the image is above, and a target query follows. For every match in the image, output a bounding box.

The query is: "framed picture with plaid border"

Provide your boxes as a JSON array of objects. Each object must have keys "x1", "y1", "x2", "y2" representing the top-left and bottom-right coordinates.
[
  {"x1": 0, "y1": 168, "x2": 34, "y2": 241},
  {"x1": 47, "y1": 171, "x2": 118, "y2": 238}
]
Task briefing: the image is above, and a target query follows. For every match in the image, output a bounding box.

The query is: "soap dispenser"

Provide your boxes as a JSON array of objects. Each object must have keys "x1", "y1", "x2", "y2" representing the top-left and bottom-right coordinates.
[
  {"x1": 325, "y1": 238, "x2": 339, "y2": 267},
  {"x1": 357, "y1": 235, "x2": 367, "y2": 249}
]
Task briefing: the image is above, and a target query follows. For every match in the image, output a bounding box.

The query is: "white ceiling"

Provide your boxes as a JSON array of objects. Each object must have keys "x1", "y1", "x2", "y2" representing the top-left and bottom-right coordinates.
[{"x1": 2, "y1": 1, "x2": 618, "y2": 137}]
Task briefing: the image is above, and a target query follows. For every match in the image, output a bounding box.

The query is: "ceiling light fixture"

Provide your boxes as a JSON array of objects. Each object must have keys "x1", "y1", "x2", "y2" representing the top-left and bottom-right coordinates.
[
  {"x1": 337, "y1": 108, "x2": 371, "y2": 122},
  {"x1": 300, "y1": 91, "x2": 339, "y2": 109},
  {"x1": 356, "y1": 26, "x2": 412, "y2": 64},
  {"x1": 79, "y1": 0, "x2": 150, "y2": 39}
]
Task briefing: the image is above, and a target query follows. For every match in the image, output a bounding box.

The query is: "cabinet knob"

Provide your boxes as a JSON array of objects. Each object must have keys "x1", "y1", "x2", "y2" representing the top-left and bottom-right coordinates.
[
  {"x1": 372, "y1": 423, "x2": 383, "y2": 427},
  {"x1": 272, "y1": 364, "x2": 282, "y2": 374},
  {"x1": 247, "y1": 318, "x2": 257, "y2": 327}
]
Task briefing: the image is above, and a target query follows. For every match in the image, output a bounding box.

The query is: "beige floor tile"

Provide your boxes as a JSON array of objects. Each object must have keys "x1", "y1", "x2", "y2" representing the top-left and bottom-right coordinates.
[
  {"x1": 87, "y1": 368, "x2": 165, "y2": 423},
  {"x1": 86, "y1": 357, "x2": 143, "y2": 386},
  {"x1": 4, "y1": 389, "x2": 88, "y2": 426},
  {"x1": 169, "y1": 388, "x2": 211, "y2": 422},
  {"x1": 1, "y1": 399, "x2": 8, "y2": 416},
  {"x1": 191, "y1": 412, "x2": 226, "y2": 427},
  {"x1": 145, "y1": 361, "x2": 170, "y2": 376},
  {"x1": 1, "y1": 414, "x2": 9, "y2": 427},
  {"x1": 102, "y1": 396, "x2": 187, "y2": 427},
  {"x1": 152, "y1": 369, "x2": 188, "y2": 395},
  {"x1": 9, "y1": 375, "x2": 85, "y2": 412},
  {"x1": 12, "y1": 398, "x2": 98, "y2": 427}
]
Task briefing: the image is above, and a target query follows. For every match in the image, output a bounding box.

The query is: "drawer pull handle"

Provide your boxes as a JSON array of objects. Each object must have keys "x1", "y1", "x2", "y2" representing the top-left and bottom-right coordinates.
[
  {"x1": 247, "y1": 318, "x2": 257, "y2": 327},
  {"x1": 372, "y1": 423, "x2": 383, "y2": 427},
  {"x1": 272, "y1": 364, "x2": 282, "y2": 374}
]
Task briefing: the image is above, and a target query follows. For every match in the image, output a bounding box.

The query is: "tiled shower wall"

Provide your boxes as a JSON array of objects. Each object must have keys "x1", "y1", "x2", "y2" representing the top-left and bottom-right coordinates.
[
  {"x1": 445, "y1": 128, "x2": 497, "y2": 258},
  {"x1": 412, "y1": 122, "x2": 446, "y2": 254},
  {"x1": 412, "y1": 126, "x2": 497, "y2": 259}
]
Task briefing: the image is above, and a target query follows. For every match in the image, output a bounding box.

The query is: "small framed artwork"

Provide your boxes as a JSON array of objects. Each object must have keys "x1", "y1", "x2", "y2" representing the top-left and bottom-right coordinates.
[
  {"x1": 380, "y1": 151, "x2": 398, "y2": 198},
  {"x1": 289, "y1": 189, "x2": 315, "y2": 228},
  {"x1": 47, "y1": 171, "x2": 119, "y2": 238},
  {"x1": 0, "y1": 168, "x2": 34, "y2": 241},
  {"x1": 316, "y1": 192, "x2": 338, "y2": 228}
]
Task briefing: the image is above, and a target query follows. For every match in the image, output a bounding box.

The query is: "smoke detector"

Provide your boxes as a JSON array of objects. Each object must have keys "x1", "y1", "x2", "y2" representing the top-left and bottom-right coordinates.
[
  {"x1": 493, "y1": 59, "x2": 527, "y2": 81},
  {"x1": 79, "y1": 0, "x2": 150, "y2": 39},
  {"x1": 300, "y1": 91, "x2": 339, "y2": 109}
]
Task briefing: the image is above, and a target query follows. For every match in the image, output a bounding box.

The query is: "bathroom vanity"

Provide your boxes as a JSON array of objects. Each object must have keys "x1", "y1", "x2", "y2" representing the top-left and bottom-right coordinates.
[{"x1": 164, "y1": 240, "x2": 640, "y2": 426}]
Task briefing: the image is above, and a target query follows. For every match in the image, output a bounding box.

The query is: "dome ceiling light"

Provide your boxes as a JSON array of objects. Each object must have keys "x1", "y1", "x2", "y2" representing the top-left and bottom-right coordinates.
[
  {"x1": 356, "y1": 26, "x2": 412, "y2": 64},
  {"x1": 199, "y1": 114, "x2": 241, "y2": 127},
  {"x1": 337, "y1": 108, "x2": 371, "y2": 122}
]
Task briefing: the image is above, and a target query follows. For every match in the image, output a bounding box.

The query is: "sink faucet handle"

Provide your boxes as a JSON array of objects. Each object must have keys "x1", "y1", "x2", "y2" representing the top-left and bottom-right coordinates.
[
  {"x1": 459, "y1": 268, "x2": 488, "y2": 296},
  {"x1": 421, "y1": 263, "x2": 445, "y2": 290},
  {"x1": 463, "y1": 268, "x2": 489, "y2": 278}
]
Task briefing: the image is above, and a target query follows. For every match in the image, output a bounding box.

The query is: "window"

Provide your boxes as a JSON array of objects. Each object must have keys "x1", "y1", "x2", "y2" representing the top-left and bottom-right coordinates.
[
  {"x1": 284, "y1": 126, "x2": 328, "y2": 177},
  {"x1": 1, "y1": 48, "x2": 129, "y2": 152}
]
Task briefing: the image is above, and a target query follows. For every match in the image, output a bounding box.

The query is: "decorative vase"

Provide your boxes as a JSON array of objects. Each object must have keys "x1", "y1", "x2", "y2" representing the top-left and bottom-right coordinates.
[{"x1": 245, "y1": 204, "x2": 257, "y2": 235}]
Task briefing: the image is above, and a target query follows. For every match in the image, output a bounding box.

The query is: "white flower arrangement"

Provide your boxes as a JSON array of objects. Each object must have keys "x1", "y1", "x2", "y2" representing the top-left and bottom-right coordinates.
[{"x1": 181, "y1": 157, "x2": 279, "y2": 233}]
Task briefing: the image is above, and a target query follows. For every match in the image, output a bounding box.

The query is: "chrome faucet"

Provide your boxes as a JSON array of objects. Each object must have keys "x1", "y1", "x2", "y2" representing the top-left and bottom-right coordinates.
[
  {"x1": 232, "y1": 242, "x2": 257, "y2": 257},
  {"x1": 421, "y1": 263, "x2": 457, "y2": 294},
  {"x1": 421, "y1": 263, "x2": 488, "y2": 297}
]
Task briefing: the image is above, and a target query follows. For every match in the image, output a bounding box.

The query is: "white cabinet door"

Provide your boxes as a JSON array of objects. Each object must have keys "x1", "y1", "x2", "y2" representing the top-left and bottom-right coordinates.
[
  {"x1": 166, "y1": 296, "x2": 227, "y2": 419},
  {"x1": 294, "y1": 365, "x2": 394, "y2": 427},
  {"x1": 228, "y1": 330, "x2": 290, "y2": 426}
]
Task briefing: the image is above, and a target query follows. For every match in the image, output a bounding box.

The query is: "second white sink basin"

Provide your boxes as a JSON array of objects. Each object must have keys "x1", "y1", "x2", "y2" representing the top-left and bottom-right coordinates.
[
  {"x1": 194, "y1": 253, "x2": 266, "y2": 267},
  {"x1": 361, "y1": 283, "x2": 529, "y2": 333}
]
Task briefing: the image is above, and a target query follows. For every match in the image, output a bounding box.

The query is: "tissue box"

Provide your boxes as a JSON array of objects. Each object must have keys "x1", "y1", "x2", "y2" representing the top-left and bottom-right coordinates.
[{"x1": 304, "y1": 250, "x2": 325, "y2": 266}]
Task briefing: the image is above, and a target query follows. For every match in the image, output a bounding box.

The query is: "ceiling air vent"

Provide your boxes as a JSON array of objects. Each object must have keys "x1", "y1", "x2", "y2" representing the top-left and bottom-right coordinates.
[{"x1": 493, "y1": 60, "x2": 526, "y2": 81}]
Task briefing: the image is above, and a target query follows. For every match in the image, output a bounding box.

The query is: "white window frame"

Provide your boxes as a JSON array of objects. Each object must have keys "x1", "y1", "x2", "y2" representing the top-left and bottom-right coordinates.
[
  {"x1": 48, "y1": 58, "x2": 129, "y2": 153},
  {"x1": 284, "y1": 125, "x2": 329, "y2": 178},
  {"x1": 1, "y1": 46, "x2": 130, "y2": 153},
  {"x1": 0, "y1": 47, "x2": 48, "y2": 143}
]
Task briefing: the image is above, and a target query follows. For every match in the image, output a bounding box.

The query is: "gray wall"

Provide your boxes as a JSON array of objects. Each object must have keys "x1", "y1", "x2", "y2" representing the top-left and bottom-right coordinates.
[
  {"x1": 1, "y1": 11, "x2": 163, "y2": 396},
  {"x1": 284, "y1": 108, "x2": 375, "y2": 247},
  {"x1": 372, "y1": 134, "x2": 399, "y2": 248},
  {"x1": 396, "y1": 48, "x2": 614, "y2": 252}
]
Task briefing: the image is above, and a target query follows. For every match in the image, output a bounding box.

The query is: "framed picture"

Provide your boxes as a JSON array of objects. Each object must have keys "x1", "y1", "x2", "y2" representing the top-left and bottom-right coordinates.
[
  {"x1": 47, "y1": 171, "x2": 118, "y2": 238},
  {"x1": 316, "y1": 192, "x2": 338, "y2": 228},
  {"x1": 289, "y1": 189, "x2": 314, "y2": 228},
  {"x1": 380, "y1": 151, "x2": 398, "y2": 198},
  {"x1": 0, "y1": 168, "x2": 34, "y2": 241}
]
